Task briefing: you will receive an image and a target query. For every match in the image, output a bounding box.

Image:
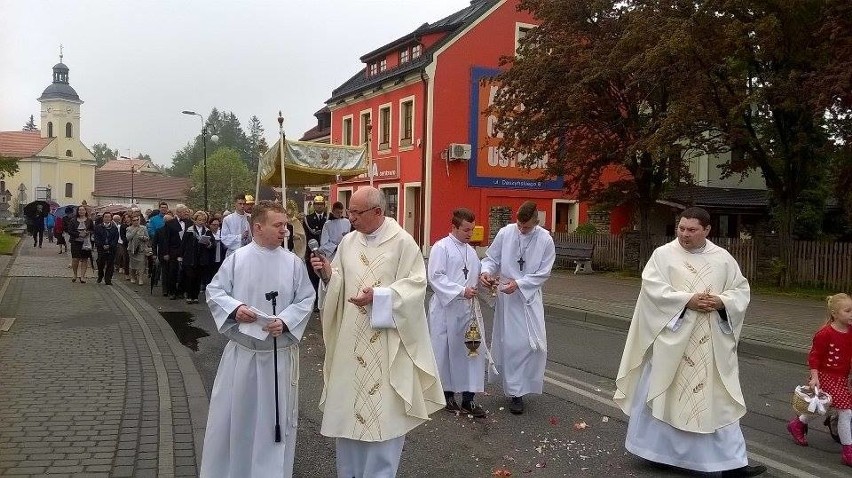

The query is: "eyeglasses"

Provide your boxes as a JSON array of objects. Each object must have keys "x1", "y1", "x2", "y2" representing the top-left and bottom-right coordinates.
[{"x1": 347, "y1": 206, "x2": 378, "y2": 217}]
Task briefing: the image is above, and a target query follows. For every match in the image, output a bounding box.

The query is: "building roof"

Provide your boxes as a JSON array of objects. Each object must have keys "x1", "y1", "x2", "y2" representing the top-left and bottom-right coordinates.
[
  {"x1": 93, "y1": 170, "x2": 191, "y2": 201},
  {"x1": 662, "y1": 184, "x2": 769, "y2": 210},
  {"x1": 38, "y1": 61, "x2": 81, "y2": 102},
  {"x1": 327, "y1": 0, "x2": 497, "y2": 104},
  {"x1": 99, "y1": 158, "x2": 163, "y2": 174},
  {"x1": 0, "y1": 131, "x2": 52, "y2": 158},
  {"x1": 299, "y1": 125, "x2": 331, "y2": 142}
]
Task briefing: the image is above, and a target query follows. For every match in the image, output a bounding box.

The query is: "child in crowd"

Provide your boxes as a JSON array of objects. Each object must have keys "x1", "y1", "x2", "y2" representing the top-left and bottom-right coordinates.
[{"x1": 787, "y1": 293, "x2": 852, "y2": 467}]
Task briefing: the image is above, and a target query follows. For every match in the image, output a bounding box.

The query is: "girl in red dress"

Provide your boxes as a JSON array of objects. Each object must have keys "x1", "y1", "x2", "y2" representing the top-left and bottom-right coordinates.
[{"x1": 787, "y1": 293, "x2": 852, "y2": 466}]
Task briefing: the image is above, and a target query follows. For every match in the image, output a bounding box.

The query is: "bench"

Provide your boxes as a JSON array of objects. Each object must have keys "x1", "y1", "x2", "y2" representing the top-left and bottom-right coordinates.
[{"x1": 554, "y1": 241, "x2": 595, "y2": 274}]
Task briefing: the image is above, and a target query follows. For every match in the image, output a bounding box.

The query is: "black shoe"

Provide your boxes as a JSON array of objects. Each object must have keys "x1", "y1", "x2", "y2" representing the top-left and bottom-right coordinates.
[
  {"x1": 825, "y1": 412, "x2": 841, "y2": 444},
  {"x1": 170, "y1": 295, "x2": 178, "y2": 300},
  {"x1": 105, "y1": 280, "x2": 112, "y2": 285},
  {"x1": 509, "y1": 396, "x2": 525, "y2": 415},
  {"x1": 721, "y1": 465, "x2": 767, "y2": 477},
  {"x1": 460, "y1": 401, "x2": 487, "y2": 418},
  {"x1": 444, "y1": 397, "x2": 461, "y2": 413},
  {"x1": 97, "y1": 276, "x2": 103, "y2": 283}
]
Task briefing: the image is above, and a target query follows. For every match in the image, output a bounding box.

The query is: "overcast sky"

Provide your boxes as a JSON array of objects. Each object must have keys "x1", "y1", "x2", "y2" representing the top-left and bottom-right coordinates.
[{"x1": 0, "y1": 0, "x2": 471, "y2": 167}]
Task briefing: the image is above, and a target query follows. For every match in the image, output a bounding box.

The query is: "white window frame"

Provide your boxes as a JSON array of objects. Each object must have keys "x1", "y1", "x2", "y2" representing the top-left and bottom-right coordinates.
[
  {"x1": 341, "y1": 114, "x2": 354, "y2": 146},
  {"x1": 412, "y1": 44, "x2": 422, "y2": 58},
  {"x1": 515, "y1": 22, "x2": 537, "y2": 54},
  {"x1": 398, "y1": 95, "x2": 415, "y2": 150},
  {"x1": 379, "y1": 183, "x2": 400, "y2": 221},
  {"x1": 399, "y1": 48, "x2": 410, "y2": 64},
  {"x1": 378, "y1": 103, "x2": 392, "y2": 152},
  {"x1": 379, "y1": 58, "x2": 387, "y2": 72},
  {"x1": 359, "y1": 108, "x2": 372, "y2": 146},
  {"x1": 369, "y1": 63, "x2": 378, "y2": 76}
]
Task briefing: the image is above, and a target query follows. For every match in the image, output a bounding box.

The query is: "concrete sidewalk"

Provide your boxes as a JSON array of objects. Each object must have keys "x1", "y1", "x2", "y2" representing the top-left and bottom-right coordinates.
[
  {"x1": 542, "y1": 270, "x2": 824, "y2": 363},
  {"x1": 0, "y1": 240, "x2": 208, "y2": 477}
]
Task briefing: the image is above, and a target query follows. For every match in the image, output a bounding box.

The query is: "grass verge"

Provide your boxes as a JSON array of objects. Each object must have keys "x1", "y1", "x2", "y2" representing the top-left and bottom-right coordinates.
[{"x1": 0, "y1": 231, "x2": 20, "y2": 255}]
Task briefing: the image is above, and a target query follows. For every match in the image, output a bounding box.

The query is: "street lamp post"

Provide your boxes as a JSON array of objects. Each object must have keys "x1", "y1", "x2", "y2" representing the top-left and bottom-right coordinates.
[
  {"x1": 181, "y1": 110, "x2": 218, "y2": 211},
  {"x1": 130, "y1": 164, "x2": 139, "y2": 205}
]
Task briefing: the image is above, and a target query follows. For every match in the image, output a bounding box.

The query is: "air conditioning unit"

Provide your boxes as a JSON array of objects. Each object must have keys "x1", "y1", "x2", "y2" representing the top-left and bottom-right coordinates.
[{"x1": 448, "y1": 143, "x2": 472, "y2": 161}]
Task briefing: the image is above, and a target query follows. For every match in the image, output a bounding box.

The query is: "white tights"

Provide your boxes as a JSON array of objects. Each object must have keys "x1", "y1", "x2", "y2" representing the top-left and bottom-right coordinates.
[{"x1": 799, "y1": 409, "x2": 852, "y2": 445}]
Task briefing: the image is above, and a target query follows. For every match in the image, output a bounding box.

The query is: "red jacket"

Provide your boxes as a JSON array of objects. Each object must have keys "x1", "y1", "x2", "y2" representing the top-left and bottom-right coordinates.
[{"x1": 808, "y1": 324, "x2": 852, "y2": 377}]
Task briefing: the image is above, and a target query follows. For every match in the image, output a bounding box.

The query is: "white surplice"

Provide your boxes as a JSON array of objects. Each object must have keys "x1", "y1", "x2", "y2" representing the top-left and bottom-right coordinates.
[
  {"x1": 480, "y1": 224, "x2": 555, "y2": 397},
  {"x1": 427, "y1": 234, "x2": 485, "y2": 393},
  {"x1": 221, "y1": 212, "x2": 251, "y2": 257},
  {"x1": 201, "y1": 242, "x2": 315, "y2": 478},
  {"x1": 614, "y1": 239, "x2": 751, "y2": 472}
]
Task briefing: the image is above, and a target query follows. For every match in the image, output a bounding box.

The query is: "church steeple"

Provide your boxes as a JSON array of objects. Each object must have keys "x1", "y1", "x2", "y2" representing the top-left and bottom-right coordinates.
[
  {"x1": 52, "y1": 45, "x2": 70, "y2": 85},
  {"x1": 38, "y1": 47, "x2": 83, "y2": 140}
]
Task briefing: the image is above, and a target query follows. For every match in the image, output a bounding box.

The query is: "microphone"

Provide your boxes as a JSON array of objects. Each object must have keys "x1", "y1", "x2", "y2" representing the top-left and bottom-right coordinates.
[{"x1": 307, "y1": 239, "x2": 322, "y2": 256}]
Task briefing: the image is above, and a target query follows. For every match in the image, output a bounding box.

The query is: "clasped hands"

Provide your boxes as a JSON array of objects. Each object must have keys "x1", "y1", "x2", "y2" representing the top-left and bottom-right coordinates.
[
  {"x1": 686, "y1": 293, "x2": 724, "y2": 312},
  {"x1": 234, "y1": 305, "x2": 288, "y2": 337},
  {"x1": 479, "y1": 273, "x2": 518, "y2": 294}
]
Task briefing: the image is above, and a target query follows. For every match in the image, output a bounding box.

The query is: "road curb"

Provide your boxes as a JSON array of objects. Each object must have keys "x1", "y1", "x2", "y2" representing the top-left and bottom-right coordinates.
[
  {"x1": 115, "y1": 282, "x2": 209, "y2": 473},
  {"x1": 544, "y1": 303, "x2": 809, "y2": 365}
]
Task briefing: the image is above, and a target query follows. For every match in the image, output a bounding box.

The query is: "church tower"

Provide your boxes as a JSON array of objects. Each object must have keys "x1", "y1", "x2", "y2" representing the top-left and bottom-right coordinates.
[{"x1": 37, "y1": 47, "x2": 83, "y2": 147}]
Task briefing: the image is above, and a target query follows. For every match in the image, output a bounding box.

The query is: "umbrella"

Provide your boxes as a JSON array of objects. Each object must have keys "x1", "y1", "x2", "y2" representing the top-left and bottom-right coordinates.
[
  {"x1": 55, "y1": 205, "x2": 77, "y2": 217},
  {"x1": 23, "y1": 200, "x2": 51, "y2": 219}
]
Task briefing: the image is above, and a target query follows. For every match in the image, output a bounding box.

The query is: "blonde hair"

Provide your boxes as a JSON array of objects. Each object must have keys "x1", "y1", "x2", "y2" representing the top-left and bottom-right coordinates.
[
  {"x1": 193, "y1": 211, "x2": 209, "y2": 222},
  {"x1": 825, "y1": 293, "x2": 852, "y2": 324}
]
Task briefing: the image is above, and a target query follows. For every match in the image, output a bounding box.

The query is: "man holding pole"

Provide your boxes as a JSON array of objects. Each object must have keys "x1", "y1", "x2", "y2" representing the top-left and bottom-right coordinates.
[{"x1": 203, "y1": 200, "x2": 315, "y2": 478}]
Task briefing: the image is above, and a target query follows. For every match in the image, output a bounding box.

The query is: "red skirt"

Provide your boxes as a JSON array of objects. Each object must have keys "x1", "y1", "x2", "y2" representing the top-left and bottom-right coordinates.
[{"x1": 819, "y1": 372, "x2": 852, "y2": 409}]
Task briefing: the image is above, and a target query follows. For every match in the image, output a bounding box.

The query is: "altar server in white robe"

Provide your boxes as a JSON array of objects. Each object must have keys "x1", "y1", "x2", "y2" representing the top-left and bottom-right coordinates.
[
  {"x1": 319, "y1": 201, "x2": 351, "y2": 260},
  {"x1": 613, "y1": 207, "x2": 766, "y2": 477},
  {"x1": 221, "y1": 194, "x2": 252, "y2": 257},
  {"x1": 311, "y1": 186, "x2": 444, "y2": 478},
  {"x1": 428, "y1": 208, "x2": 487, "y2": 418},
  {"x1": 202, "y1": 201, "x2": 315, "y2": 478},
  {"x1": 480, "y1": 200, "x2": 555, "y2": 415}
]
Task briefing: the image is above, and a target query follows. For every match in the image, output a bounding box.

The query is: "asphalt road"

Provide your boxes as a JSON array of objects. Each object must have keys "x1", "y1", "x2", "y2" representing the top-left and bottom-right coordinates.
[{"x1": 144, "y1": 289, "x2": 852, "y2": 477}]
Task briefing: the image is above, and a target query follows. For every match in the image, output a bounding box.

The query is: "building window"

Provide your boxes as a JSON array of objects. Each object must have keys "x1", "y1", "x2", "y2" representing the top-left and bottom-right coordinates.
[
  {"x1": 369, "y1": 63, "x2": 378, "y2": 76},
  {"x1": 65, "y1": 182, "x2": 73, "y2": 198},
  {"x1": 342, "y1": 117, "x2": 353, "y2": 146},
  {"x1": 47, "y1": 122, "x2": 53, "y2": 137},
  {"x1": 360, "y1": 111, "x2": 372, "y2": 145},
  {"x1": 400, "y1": 100, "x2": 413, "y2": 146},
  {"x1": 379, "y1": 106, "x2": 391, "y2": 149},
  {"x1": 65, "y1": 122, "x2": 73, "y2": 138},
  {"x1": 412, "y1": 44, "x2": 422, "y2": 58},
  {"x1": 399, "y1": 49, "x2": 409, "y2": 64},
  {"x1": 379, "y1": 59, "x2": 387, "y2": 72},
  {"x1": 515, "y1": 23, "x2": 537, "y2": 54},
  {"x1": 381, "y1": 186, "x2": 398, "y2": 220},
  {"x1": 65, "y1": 150, "x2": 73, "y2": 157}
]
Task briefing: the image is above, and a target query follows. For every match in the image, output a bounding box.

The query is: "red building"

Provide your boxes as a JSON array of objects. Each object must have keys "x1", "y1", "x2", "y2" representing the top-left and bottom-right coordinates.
[{"x1": 326, "y1": 0, "x2": 629, "y2": 251}]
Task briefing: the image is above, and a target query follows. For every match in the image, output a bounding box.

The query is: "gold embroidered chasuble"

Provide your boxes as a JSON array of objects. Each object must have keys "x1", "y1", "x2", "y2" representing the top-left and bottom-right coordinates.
[
  {"x1": 614, "y1": 239, "x2": 751, "y2": 433},
  {"x1": 319, "y1": 218, "x2": 444, "y2": 441}
]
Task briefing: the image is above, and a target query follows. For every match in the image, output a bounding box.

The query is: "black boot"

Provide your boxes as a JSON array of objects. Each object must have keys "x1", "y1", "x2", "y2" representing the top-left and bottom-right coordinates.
[
  {"x1": 509, "y1": 396, "x2": 525, "y2": 415},
  {"x1": 721, "y1": 465, "x2": 767, "y2": 477}
]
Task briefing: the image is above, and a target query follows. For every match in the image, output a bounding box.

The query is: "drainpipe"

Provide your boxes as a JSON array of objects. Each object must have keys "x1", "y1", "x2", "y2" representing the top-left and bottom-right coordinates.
[{"x1": 419, "y1": 69, "x2": 429, "y2": 249}]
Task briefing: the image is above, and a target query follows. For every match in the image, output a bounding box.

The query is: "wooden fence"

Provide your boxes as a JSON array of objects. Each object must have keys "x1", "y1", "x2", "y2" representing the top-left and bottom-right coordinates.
[
  {"x1": 553, "y1": 233, "x2": 852, "y2": 289},
  {"x1": 551, "y1": 232, "x2": 625, "y2": 270},
  {"x1": 792, "y1": 241, "x2": 852, "y2": 291}
]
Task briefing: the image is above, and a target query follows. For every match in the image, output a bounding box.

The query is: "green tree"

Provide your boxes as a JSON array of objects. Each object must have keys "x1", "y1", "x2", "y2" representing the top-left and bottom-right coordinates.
[
  {"x1": 22, "y1": 115, "x2": 37, "y2": 132},
  {"x1": 91, "y1": 143, "x2": 119, "y2": 168},
  {"x1": 186, "y1": 147, "x2": 253, "y2": 213},
  {"x1": 682, "y1": 0, "x2": 850, "y2": 286},
  {"x1": 489, "y1": 0, "x2": 694, "y2": 263},
  {"x1": 168, "y1": 108, "x2": 255, "y2": 177},
  {"x1": 0, "y1": 154, "x2": 20, "y2": 177},
  {"x1": 246, "y1": 115, "x2": 268, "y2": 172}
]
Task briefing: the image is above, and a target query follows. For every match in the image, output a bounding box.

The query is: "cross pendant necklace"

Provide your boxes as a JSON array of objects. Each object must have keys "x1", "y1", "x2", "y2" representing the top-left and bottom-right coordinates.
[
  {"x1": 462, "y1": 265, "x2": 469, "y2": 280},
  {"x1": 452, "y1": 239, "x2": 470, "y2": 280},
  {"x1": 517, "y1": 232, "x2": 536, "y2": 272}
]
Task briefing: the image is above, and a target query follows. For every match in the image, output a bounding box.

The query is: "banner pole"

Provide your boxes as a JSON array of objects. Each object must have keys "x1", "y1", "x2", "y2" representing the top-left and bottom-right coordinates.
[
  {"x1": 367, "y1": 120, "x2": 373, "y2": 187},
  {"x1": 278, "y1": 111, "x2": 287, "y2": 203}
]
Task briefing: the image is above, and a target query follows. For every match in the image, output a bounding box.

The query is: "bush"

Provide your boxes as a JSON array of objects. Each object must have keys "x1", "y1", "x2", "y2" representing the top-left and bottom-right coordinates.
[{"x1": 574, "y1": 223, "x2": 598, "y2": 235}]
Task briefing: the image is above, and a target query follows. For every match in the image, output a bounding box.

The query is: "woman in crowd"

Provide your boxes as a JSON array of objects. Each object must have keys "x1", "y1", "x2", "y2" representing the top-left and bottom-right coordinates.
[
  {"x1": 206, "y1": 216, "x2": 226, "y2": 286},
  {"x1": 180, "y1": 210, "x2": 214, "y2": 304},
  {"x1": 125, "y1": 213, "x2": 150, "y2": 285},
  {"x1": 67, "y1": 206, "x2": 94, "y2": 283}
]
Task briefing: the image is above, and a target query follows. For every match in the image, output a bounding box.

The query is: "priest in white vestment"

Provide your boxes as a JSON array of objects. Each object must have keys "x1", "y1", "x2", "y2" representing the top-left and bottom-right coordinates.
[
  {"x1": 311, "y1": 187, "x2": 444, "y2": 478},
  {"x1": 613, "y1": 207, "x2": 766, "y2": 477},
  {"x1": 202, "y1": 201, "x2": 315, "y2": 478},
  {"x1": 480, "y1": 201, "x2": 555, "y2": 415},
  {"x1": 428, "y1": 208, "x2": 487, "y2": 418},
  {"x1": 221, "y1": 194, "x2": 252, "y2": 257}
]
